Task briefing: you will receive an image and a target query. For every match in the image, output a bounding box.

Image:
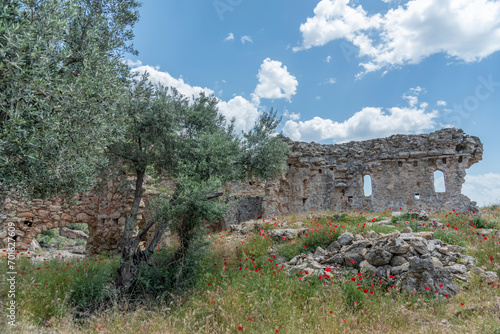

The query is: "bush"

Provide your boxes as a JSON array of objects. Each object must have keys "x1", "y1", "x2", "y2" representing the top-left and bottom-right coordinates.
[
  {"x1": 471, "y1": 216, "x2": 496, "y2": 229},
  {"x1": 391, "y1": 212, "x2": 413, "y2": 224},
  {"x1": 133, "y1": 238, "x2": 210, "y2": 302}
]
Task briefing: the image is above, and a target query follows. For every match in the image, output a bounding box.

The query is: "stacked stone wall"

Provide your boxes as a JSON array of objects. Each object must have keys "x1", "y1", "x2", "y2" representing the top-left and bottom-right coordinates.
[{"x1": 0, "y1": 168, "x2": 151, "y2": 253}]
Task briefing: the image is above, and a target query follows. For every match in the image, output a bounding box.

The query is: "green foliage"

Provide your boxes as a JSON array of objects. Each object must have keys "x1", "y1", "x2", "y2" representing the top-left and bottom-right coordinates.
[
  {"x1": 278, "y1": 228, "x2": 340, "y2": 261},
  {"x1": 134, "y1": 238, "x2": 210, "y2": 300},
  {"x1": 433, "y1": 231, "x2": 466, "y2": 247},
  {"x1": 471, "y1": 216, "x2": 496, "y2": 229},
  {"x1": 302, "y1": 229, "x2": 340, "y2": 254},
  {"x1": 69, "y1": 257, "x2": 119, "y2": 313},
  {"x1": 35, "y1": 227, "x2": 86, "y2": 248},
  {"x1": 0, "y1": 0, "x2": 141, "y2": 199},
  {"x1": 340, "y1": 277, "x2": 366, "y2": 311},
  {"x1": 65, "y1": 222, "x2": 89, "y2": 234},
  {"x1": 111, "y1": 76, "x2": 289, "y2": 291},
  {"x1": 0, "y1": 255, "x2": 118, "y2": 325},
  {"x1": 238, "y1": 233, "x2": 273, "y2": 262},
  {"x1": 391, "y1": 212, "x2": 413, "y2": 224}
]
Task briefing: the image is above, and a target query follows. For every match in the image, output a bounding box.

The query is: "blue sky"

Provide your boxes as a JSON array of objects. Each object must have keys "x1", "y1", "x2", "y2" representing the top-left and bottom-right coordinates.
[{"x1": 125, "y1": 0, "x2": 500, "y2": 206}]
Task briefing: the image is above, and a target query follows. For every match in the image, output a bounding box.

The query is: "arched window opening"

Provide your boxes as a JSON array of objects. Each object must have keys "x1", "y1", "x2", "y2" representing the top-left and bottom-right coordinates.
[
  {"x1": 434, "y1": 170, "x2": 446, "y2": 192},
  {"x1": 363, "y1": 175, "x2": 372, "y2": 196}
]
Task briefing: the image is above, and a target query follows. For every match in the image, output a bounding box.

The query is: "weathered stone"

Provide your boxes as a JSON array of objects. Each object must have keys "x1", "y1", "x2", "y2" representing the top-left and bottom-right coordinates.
[
  {"x1": 28, "y1": 239, "x2": 41, "y2": 251},
  {"x1": 17, "y1": 212, "x2": 35, "y2": 218},
  {"x1": 414, "y1": 232, "x2": 434, "y2": 240},
  {"x1": 60, "y1": 227, "x2": 89, "y2": 240},
  {"x1": 268, "y1": 228, "x2": 307, "y2": 241},
  {"x1": 480, "y1": 271, "x2": 498, "y2": 284},
  {"x1": 365, "y1": 248, "x2": 393, "y2": 266},
  {"x1": 390, "y1": 255, "x2": 408, "y2": 267},
  {"x1": 406, "y1": 237, "x2": 429, "y2": 255},
  {"x1": 446, "y1": 264, "x2": 466, "y2": 274},
  {"x1": 391, "y1": 262, "x2": 410, "y2": 275},
  {"x1": 401, "y1": 227, "x2": 413, "y2": 234},
  {"x1": 344, "y1": 251, "x2": 365, "y2": 267},
  {"x1": 314, "y1": 246, "x2": 327, "y2": 258},
  {"x1": 324, "y1": 254, "x2": 344, "y2": 265},
  {"x1": 326, "y1": 241, "x2": 341, "y2": 252},
  {"x1": 337, "y1": 232, "x2": 354, "y2": 247},
  {"x1": 438, "y1": 245, "x2": 466, "y2": 255}
]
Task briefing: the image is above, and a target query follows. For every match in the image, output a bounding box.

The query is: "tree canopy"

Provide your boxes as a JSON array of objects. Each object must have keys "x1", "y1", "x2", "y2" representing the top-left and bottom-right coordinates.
[{"x1": 0, "y1": 0, "x2": 141, "y2": 199}]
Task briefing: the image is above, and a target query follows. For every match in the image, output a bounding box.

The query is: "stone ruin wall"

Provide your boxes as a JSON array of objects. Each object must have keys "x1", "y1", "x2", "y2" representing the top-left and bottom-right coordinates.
[
  {"x1": 258, "y1": 128, "x2": 483, "y2": 218},
  {"x1": 0, "y1": 128, "x2": 483, "y2": 251},
  {"x1": 0, "y1": 168, "x2": 153, "y2": 253}
]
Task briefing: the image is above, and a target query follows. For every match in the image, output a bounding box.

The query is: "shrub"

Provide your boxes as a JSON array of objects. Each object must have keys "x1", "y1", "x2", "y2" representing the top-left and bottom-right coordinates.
[
  {"x1": 471, "y1": 216, "x2": 496, "y2": 229},
  {"x1": 133, "y1": 238, "x2": 210, "y2": 302},
  {"x1": 391, "y1": 212, "x2": 412, "y2": 225}
]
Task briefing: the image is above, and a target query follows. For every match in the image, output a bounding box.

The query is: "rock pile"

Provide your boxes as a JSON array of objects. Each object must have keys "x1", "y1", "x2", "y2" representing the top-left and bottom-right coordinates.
[{"x1": 283, "y1": 230, "x2": 498, "y2": 297}]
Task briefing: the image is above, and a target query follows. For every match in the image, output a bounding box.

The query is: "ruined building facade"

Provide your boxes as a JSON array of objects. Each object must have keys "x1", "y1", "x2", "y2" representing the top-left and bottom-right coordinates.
[
  {"x1": 259, "y1": 128, "x2": 482, "y2": 216},
  {"x1": 0, "y1": 128, "x2": 483, "y2": 252}
]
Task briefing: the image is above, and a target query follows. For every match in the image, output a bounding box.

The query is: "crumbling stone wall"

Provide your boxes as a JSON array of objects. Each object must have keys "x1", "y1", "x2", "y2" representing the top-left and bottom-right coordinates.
[
  {"x1": 260, "y1": 128, "x2": 482, "y2": 216},
  {"x1": 0, "y1": 168, "x2": 151, "y2": 253},
  {"x1": 1, "y1": 128, "x2": 483, "y2": 250}
]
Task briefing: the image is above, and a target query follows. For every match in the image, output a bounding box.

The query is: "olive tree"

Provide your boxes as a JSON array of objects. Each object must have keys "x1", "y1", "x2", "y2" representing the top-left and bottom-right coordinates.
[
  {"x1": 110, "y1": 75, "x2": 289, "y2": 291},
  {"x1": 0, "y1": 0, "x2": 141, "y2": 203}
]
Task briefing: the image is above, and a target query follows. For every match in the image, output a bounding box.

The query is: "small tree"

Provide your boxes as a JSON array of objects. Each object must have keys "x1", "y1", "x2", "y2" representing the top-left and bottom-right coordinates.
[{"x1": 110, "y1": 74, "x2": 289, "y2": 291}]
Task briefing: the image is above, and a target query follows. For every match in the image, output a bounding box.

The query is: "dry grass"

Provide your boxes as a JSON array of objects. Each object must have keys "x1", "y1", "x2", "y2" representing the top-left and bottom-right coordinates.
[{"x1": 2, "y1": 207, "x2": 500, "y2": 334}]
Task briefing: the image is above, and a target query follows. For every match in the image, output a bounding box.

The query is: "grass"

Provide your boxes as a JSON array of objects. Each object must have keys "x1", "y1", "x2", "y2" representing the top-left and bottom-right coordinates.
[{"x1": 1, "y1": 207, "x2": 499, "y2": 333}]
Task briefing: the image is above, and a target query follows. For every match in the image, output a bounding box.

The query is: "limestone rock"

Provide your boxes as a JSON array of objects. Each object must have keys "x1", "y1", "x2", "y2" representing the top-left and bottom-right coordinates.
[{"x1": 365, "y1": 248, "x2": 393, "y2": 266}]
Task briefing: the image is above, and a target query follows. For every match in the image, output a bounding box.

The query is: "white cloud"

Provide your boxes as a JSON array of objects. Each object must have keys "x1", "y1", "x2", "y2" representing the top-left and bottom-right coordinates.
[
  {"x1": 403, "y1": 95, "x2": 418, "y2": 107},
  {"x1": 130, "y1": 65, "x2": 214, "y2": 98},
  {"x1": 282, "y1": 95, "x2": 438, "y2": 142},
  {"x1": 326, "y1": 55, "x2": 332, "y2": 63},
  {"x1": 297, "y1": 0, "x2": 500, "y2": 75},
  {"x1": 241, "y1": 35, "x2": 253, "y2": 44},
  {"x1": 254, "y1": 58, "x2": 298, "y2": 101},
  {"x1": 437, "y1": 100, "x2": 447, "y2": 106},
  {"x1": 225, "y1": 32, "x2": 234, "y2": 41},
  {"x1": 123, "y1": 59, "x2": 143, "y2": 67},
  {"x1": 284, "y1": 110, "x2": 301, "y2": 121},
  {"x1": 463, "y1": 173, "x2": 500, "y2": 207},
  {"x1": 129, "y1": 64, "x2": 260, "y2": 134},
  {"x1": 217, "y1": 96, "x2": 260, "y2": 133}
]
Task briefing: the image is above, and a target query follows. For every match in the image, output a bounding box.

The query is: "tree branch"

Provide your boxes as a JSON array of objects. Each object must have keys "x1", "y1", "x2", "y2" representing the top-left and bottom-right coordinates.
[{"x1": 207, "y1": 191, "x2": 223, "y2": 200}]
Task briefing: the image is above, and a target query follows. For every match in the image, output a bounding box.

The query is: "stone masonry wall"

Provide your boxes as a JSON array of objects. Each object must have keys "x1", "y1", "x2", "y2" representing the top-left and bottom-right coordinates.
[
  {"x1": 0, "y1": 167, "x2": 151, "y2": 253},
  {"x1": 260, "y1": 128, "x2": 482, "y2": 216},
  {"x1": 1, "y1": 128, "x2": 483, "y2": 250}
]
